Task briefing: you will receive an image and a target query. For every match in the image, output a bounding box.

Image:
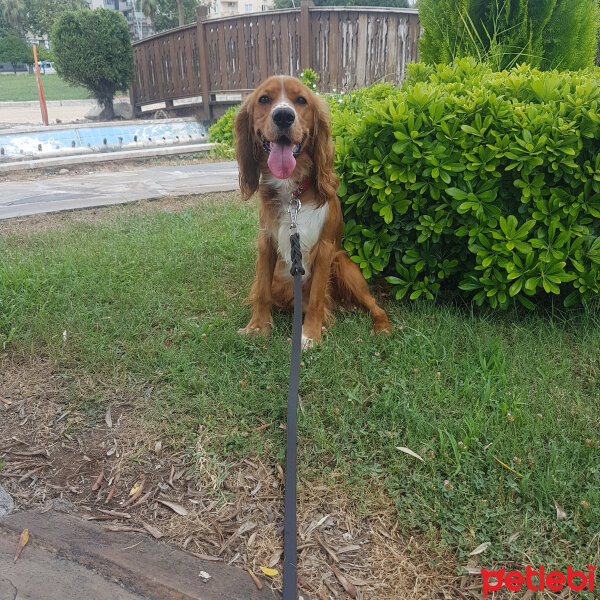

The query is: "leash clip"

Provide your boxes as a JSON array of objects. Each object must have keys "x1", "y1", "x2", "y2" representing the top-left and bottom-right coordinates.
[{"x1": 288, "y1": 195, "x2": 301, "y2": 230}]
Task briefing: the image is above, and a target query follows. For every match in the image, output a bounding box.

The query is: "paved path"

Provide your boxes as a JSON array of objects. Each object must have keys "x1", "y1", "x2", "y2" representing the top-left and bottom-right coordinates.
[
  {"x1": 0, "y1": 509, "x2": 276, "y2": 600},
  {"x1": 0, "y1": 161, "x2": 240, "y2": 220},
  {"x1": 0, "y1": 98, "x2": 125, "y2": 128}
]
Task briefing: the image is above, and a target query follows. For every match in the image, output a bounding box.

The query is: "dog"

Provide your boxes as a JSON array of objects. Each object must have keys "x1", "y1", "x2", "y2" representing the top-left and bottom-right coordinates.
[{"x1": 235, "y1": 75, "x2": 391, "y2": 348}]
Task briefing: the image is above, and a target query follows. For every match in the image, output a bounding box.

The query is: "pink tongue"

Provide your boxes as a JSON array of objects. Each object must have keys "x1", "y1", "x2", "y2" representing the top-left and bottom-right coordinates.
[{"x1": 268, "y1": 142, "x2": 296, "y2": 179}]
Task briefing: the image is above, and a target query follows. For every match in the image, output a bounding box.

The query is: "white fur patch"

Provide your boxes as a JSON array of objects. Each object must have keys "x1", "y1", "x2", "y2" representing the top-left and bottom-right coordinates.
[
  {"x1": 262, "y1": 174, "x2": 328, "y2": 280},
  {"x1": 301, "y1": 333, "x2": 315, "y2": 350}
]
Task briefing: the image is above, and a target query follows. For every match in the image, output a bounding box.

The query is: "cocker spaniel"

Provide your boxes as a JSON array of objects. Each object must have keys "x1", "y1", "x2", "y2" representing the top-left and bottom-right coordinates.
[{"x1": 235, "y1": 75, "x2": 390, "y2": 348}]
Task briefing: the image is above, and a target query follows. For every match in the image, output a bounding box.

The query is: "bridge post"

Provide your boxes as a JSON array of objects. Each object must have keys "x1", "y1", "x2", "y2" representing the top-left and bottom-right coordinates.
[
  {"x1": 300, "y1": 0, "x2": 313, "y2": 73},
  {"x1": 196, "y1": 5, "x2": 212, "y2": 121}
]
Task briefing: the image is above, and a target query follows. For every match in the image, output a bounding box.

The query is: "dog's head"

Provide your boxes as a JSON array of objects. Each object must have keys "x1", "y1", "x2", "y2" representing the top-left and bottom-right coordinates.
[{"x1": 234, "y1": 75, "x2": 337, "y2": 201}]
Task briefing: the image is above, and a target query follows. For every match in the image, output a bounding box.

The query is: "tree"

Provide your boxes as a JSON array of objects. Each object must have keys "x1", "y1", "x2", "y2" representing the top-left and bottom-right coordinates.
[
  {"x1": 136, "y1": 0, "x2": 157, "y2": 29},
  {"x1": 51, "y1": 9, "x2": 133, "y2": 119},
  {"x1": 153, "y1": 0, "x2": 197, "y2": 33},
  {"x1": 21, "y1": 0, "x2": 87, "y2": 38},
  {"x1": 0, "y1": 5, "x2": 12, "y2": 36},
  {"x1": 176, "y1": 0, "x2": 184, "y2": 26},
  {"x1": 0, "y1": 32, "x2": 32, "y2": 73},
  {"x1": 418, "y1": 0, "x2": 599, "y2": 71},
  {"x1": 542, "y1": 0, "x2": 599, "y2": 70},
  {"x1": 1, "y1": 0, "x2": 23, "y2": 34},
  {"x1": 274, "y1": 0, "x2": 408, "y2": 7}
]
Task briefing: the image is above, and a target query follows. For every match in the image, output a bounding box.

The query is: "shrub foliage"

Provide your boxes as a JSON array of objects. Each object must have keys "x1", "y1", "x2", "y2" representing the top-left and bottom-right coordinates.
[
  {"x1": 332, "y1": 60, "x2": 600, "y2": 308},
  {"x1": 208, "y1": 105, "x2": 238, "y2": 147}
]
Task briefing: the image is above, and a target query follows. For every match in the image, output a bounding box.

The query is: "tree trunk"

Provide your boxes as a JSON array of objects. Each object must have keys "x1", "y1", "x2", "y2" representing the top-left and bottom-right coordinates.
[
  {"x1": 100, "y1": 95, "x2": 115, "y2": 120},
  {"x1": 176, "y1": 0, "x2": 184, "y2": 27}
]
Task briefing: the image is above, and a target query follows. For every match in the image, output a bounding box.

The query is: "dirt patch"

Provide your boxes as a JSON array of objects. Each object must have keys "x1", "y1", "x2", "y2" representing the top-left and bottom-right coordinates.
[{"x1": 0, "y1": 355, "x2": 497, "y2": 599}]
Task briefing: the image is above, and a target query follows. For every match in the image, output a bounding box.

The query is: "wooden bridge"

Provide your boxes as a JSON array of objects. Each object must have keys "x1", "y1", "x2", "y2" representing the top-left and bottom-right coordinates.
[{"x1": 129, "y1": 2, "x2": 421, "y2": 120}]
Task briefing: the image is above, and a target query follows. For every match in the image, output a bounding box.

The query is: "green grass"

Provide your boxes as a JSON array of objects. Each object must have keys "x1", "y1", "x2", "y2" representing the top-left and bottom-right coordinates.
[
  {"x1": 1, "y1": 194, "x2": 599, "y2": 576},
  {"x1": 0, "y1": 74, "x2": 91, "y2": 101}
]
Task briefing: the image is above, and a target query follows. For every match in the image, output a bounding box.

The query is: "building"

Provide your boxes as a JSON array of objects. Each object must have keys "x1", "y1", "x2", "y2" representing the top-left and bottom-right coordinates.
[
  {"x1": 88, "y1": 0, "x2": 153, "y2": 40},
  {"x1": 207, "y1": 0, "x2": 274, "y2": 19}
]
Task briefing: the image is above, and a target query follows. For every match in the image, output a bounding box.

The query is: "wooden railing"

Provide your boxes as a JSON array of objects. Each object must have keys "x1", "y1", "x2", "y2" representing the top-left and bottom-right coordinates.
[{"x1": 130, "y1": 3, "x2": 420, "y2": 120}]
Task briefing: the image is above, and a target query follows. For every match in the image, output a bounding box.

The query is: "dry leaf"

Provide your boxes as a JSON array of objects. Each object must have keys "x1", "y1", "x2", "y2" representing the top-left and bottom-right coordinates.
[
  {"x1": 469, "y1": 542, "x2": 491, "y2": 556},
  {"x1": 507, "y1": 531, "x2": 521, "y2": 543},
  {"x1": 98, "y1": 509, "x2": 131, "y2": 519},
  {"x1": 91, "y1": 470, "x2": 104, "y2": 491},
  {"x1": 346, "y1": 575, "x2": 372, "y2": 586},
  {"x1": 105, "y1": 407, "x2": 112, "y2": 428},
  {"x1": 129, "y1": 490, "x2": 152, "y2": 509},
  {"x1": 141, "y1": 521, "x2": 163, "y2": 539},
  {"x1": 330, "y1": 563, "x2": 357, "y2": 598},
  {"x1": 248, "y1": 569, "x2": 263, "y2": 590},
  {"x1": 103, "y1": 525, "x2": 144, "y2": 533},
  {"x1": 14, "y1": 529, "x2": 29, "y2": 562},
  {"x1": 129, "y1": 480, "x2": 143, "y2": 496},
  {"x1": 553, "y1": 499, "x2": 567, "y2": 521},
  {"x1": 156, "y1": 499, "x2": 188, "y2": 515},
  {"x1": 105, "y1": 482, "x2": 116, "y2": 504},
  {"x1": 247, "y1": 422, "x2": 273, "y2": 433},
  {"x1": 268, "y1": 549, "x2": 283, "y2": 568},
  {"x1": 189, "y1": 551, "x2": 220, "y2": 561},
  {"x1": 259, "y1": 567, "x2": 279, "y2": 577},
  {"x1": 18, "y1": 465, "x2": 45, "y2": 483},
  {"x1": 396, "y1": 446, "x2": 424, "y2": 462},
  {"x1": 121, "y1": 479, "x2": 145, "y2": 507},
  {"x1": 154, "y1": 441, "x2": 162, "y2": 454}
]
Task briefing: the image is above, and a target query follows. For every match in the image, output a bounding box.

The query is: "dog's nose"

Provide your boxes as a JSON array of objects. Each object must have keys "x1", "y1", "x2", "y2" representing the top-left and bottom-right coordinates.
[{"x1": 272, "y1": 107, "x2": 295, "y2": 129}]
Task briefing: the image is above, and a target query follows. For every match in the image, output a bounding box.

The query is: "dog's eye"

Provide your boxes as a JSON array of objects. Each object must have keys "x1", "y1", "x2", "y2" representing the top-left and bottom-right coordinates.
[
  {"x1": 296, "y1": 96, "x2": 307, "y2": 105},
  {"x1": 258, "y1": 95, "x2": 270, "y2": 104}
]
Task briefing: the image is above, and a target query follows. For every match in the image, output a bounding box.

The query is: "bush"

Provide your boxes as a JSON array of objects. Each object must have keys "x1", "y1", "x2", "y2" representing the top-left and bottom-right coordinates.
[
  {"x1": 51, "y1": 9, "x2": 133, "y2": 119},
  {"x1": 208, "y1": 105, "x2": 239, "y2": 147},
  {"x1": 333, "y1": 59, "x2": 600, "y2": 309}
]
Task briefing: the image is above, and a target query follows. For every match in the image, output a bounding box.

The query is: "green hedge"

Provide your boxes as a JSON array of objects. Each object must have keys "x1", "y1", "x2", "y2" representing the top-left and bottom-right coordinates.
[{"x1": 333, "y1": 59, "x2": 600, "y2": 308}]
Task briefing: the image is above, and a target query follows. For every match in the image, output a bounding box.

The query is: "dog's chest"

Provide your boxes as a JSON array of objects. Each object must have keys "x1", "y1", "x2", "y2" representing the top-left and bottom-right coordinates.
[{"x1": 265, "y1": 179, "x2": 328, "y2": 278}]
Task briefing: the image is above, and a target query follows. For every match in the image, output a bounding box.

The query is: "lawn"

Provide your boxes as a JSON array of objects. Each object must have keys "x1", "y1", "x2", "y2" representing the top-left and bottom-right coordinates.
[
  {"x1": 0, "y1": 73, "x2": 91, "y2": 102},
  {"x1": 0, "y1": 193, "x2": 599, "y2": 588}
]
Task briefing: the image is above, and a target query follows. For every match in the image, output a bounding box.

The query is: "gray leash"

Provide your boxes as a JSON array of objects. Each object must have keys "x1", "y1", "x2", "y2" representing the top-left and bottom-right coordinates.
[{"x1": 283, "y1": 195, "x2": 304, "y2": 600}]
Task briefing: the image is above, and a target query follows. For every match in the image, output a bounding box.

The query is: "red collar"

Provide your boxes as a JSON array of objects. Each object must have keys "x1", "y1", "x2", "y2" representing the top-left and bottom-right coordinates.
[{"x1": 293, "y1": 179, "x2": 311, "y2": 198}]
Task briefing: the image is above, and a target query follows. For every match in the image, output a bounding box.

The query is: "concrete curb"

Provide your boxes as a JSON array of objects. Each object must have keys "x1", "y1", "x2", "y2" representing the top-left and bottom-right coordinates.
[
  {"x1": 0, "y1": 485, "x2": 14, "y2": 519},
  {"x1": 0, "y1": 115, "x2": 201, "y2": 136},
  {"x1": 0, "y1": 143, "x2": 216, "y2": 173},
  {"x1": 1, "y1": 509, "x2": 278, "y2": 600}
]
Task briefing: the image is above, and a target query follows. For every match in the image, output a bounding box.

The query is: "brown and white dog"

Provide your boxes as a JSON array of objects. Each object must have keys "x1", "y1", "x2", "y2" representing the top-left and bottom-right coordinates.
[{"x1": 235, "y1": 75, "x2": 390, "y2": 348}]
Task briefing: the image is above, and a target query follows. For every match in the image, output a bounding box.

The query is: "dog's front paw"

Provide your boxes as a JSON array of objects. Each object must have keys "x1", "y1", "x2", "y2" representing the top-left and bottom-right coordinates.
[
  {"x1": 300, "y1": 325, "x2": 322, "y2": 350},
  {"x1": 238, "y1": 322, "x2": 271, "y2": 337},
  {"x1": 372, "y1": 315, "x2": 392, "y2": 335},
  {"x1": 301, "y1": 334, "x2": 316, "y2": 351}
]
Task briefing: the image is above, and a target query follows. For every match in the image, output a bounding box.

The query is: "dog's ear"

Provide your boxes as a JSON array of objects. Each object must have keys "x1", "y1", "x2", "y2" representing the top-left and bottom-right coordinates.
[
  {"x1": 311, "y1": 94, "x2": 338, "y2": 203},
  {"x1": 234, "y1": 97, "x2": 261, "y2": 201}
]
